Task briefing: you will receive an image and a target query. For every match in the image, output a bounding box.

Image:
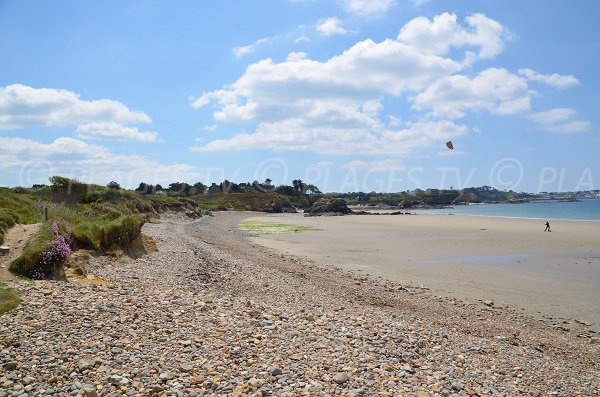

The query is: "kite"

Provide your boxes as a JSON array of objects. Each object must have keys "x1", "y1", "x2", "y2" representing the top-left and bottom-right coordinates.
[{"x1": 446, "y1": 140, "x2": 454, "y2": 150}]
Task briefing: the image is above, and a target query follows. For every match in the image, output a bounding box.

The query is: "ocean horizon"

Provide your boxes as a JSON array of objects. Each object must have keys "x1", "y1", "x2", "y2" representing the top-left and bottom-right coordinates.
[{"x1": 414, "y1": 198, "x2": 600, "y2": 221}]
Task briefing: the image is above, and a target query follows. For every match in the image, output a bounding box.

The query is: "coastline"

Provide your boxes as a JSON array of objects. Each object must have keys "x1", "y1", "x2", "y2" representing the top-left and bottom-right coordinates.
[{"x1": 245, "y1": 212, "x2": 600, "y2": 331}]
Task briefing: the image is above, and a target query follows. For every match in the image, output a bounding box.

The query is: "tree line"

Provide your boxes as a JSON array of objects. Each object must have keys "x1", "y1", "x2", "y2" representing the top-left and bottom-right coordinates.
[{"x1": 129, "y1": 178, "x2": 321, "y2": 197}]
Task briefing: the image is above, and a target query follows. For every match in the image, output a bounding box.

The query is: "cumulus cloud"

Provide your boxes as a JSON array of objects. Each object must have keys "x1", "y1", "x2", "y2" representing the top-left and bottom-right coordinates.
[
  {"x1": 398, "y1": 12, "x2": 505, "y2": 61},
  {"x1": 0, "y1": 84, "x2": 151, "y2": 130},
  {"x1": 528, "y1": 108, "x2": 590, "y2": 133},
  {"x1": 232, "y1": 37, "x2": 272, "y2": 59},
  {"x1": 0, "y1": 136, "x2": 202, "y2": 187},
  {"x1": 193, "y1": 12, "x2": 582, "y2": 154},
  {"x1": 192, "y1": 37, "x2": 463, "y2": 122},
  {"x1": 343, "y1": 0, "x2": 395, "y2": 16},
  {"x1": 518, "y1": 68, "x2": 579, "y2": 89},
  {"x1": 192, "y1": 119, "x2": 468, "y2": 156},
  {"x1": 413, "y1": 68, "x2": 531, "y2": 118},
  {"x1": 317, "y1": 17, "x2": 348, "y2": 36},
  {"x1": 75, "y1": 122, "x2": 158, "y2": 142}
]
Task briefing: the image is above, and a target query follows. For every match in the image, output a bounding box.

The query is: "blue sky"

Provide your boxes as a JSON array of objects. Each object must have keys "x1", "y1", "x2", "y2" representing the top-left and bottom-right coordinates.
[{"x1": 1, "y1": 0, "x2": 598, "y2": 192}]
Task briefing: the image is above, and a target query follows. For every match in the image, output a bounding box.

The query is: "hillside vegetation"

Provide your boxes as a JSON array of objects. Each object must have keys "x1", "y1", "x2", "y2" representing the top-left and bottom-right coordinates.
[
  {"x1": 331, "y1": 186, "x2": 535, "y2": 208},
  {"x1": 1, "y1": 177, "x2": 190, "y2": 279}
]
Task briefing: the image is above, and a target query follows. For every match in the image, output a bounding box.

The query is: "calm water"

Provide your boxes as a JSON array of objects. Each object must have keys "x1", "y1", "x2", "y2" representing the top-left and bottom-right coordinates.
[{"x1": 415, "y1": 199, "x2": 600, "y2": 221}]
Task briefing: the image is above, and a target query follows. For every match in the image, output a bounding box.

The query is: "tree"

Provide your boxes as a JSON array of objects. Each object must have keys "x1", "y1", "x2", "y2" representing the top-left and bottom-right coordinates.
[
  {"x1": 107, "y1": 181, "x2": 121, "y2": 190},
  {"x1": 292, "y1": 179, "x2": 304, "y2": 195}
]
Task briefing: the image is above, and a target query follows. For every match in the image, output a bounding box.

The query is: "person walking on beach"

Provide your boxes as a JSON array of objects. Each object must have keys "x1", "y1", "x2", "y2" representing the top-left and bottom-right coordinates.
[{"x1": 544, "y1": 221, "x2": 551, "y2": 232}]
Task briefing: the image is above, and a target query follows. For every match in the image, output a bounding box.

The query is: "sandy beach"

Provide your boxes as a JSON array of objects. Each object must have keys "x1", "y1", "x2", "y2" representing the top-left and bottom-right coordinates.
[{"x1": 245, "y1": 213, "x2": 600, "y2": 331}]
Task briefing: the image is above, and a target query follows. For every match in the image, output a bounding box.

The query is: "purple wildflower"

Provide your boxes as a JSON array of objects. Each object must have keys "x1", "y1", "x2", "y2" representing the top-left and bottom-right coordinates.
[{"x1": 36, "y1": 221, "x2": 72, "y2": 278}]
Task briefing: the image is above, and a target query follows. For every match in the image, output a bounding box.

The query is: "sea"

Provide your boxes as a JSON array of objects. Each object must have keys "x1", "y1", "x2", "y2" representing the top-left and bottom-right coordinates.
[{"x1": 414, "y1": 198, "x2": 600, "y2": 221}]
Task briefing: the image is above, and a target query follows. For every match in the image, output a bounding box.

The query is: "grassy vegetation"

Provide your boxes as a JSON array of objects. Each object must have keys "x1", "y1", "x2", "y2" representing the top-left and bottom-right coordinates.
[
  {"x1": 0, "y1": 282, "x2": 21, "y2": 315},
  {"x1": 236, "y1": 220, "x2": 319, "y2": 235},
  {"x1": 191, "y1": 192, "x2": 290, "y2": 211},
  {"x1": 0, "y1": 187, "x2": 43, "y2": 245},
  {"x1": 0, "y1": 178, "x2": 172, "y2": 278}
]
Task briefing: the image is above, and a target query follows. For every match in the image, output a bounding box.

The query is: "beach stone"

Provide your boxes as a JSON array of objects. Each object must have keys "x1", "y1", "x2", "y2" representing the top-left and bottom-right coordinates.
[
  {"x1": 451, "y1": 382, "x2": 463, "y2": 391},
  {"x1": 179, "y1": 363, "x2": 193, "y2": 372},
  {"x1": 3, "y1": 362, "x2": 17, "y2": 370},
  {"x1": 82, "y1": 388, "x2": 97, "y2": 397},
  {"x1": 333, "y1": 373, "x2": 350, "y2": 384}
]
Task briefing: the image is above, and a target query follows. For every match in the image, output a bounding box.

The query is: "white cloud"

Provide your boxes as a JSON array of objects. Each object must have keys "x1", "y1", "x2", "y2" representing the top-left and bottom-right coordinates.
[
  {"x1": 192, "y1": 12, "x2": 581, "y2": 155},
  {"x1": 411, "y1": 0, "x2": 429, "y2": 7},
  {"x1": 0, "y1": 84, "x2": 151, "y2": 130},
  {"x1": 75, "y1": 122, "x2": 158, "y2": 142},
  {"x1": 232, "y1": 37, "x2": 271, "y2": 59},
  {"x1": 518, "y1": 68, "x2": 579, "y2": 89},
  {"x1": 193, "y1": 119, "x2": 468, "y2": 156},
  {"x1": 202, "y1": 124, "x2": 218, "y2": 132},
  {"x1": 317, "y1": 17, "x2": 348, "y2": 36},
  {"x1": 528, "y1": 108, "x2": 590, "y2": 133},
  {"x1": 343, "y1": 0, "x2": 395, "y2": 16},
  {"x1": 398, "y1": 12, "x2": 505, "y2": 61},
  {"x1": 286, "y1": 51, "x2": 308, "y2": 62},
  {"x1": 342, "y1": 159, "x2": 404, "y2": 171},
  {"x1": 0, "y1": 136, "x2": 202, "y2": 187},
  {"x1": 192, "y1": 37, "x2": 463, "y2": 123},
  {"x1": 413, "y1": 68, "x2": 531, "y2": 118}
]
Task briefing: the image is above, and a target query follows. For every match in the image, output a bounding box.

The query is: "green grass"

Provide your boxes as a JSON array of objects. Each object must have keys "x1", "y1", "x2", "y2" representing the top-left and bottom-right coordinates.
[
  {"x1": 8, "y1": 223, "x2": 53, "y2": 277},
  {"x1": 0, "y1": 282, "x2": 21, "y2": 315},
  {"x1": 236, "y1": 220, "x2": 319, "y2": 235},
  {"x1": 0, "y1": 188, "x2": 43, "y2": 244}
]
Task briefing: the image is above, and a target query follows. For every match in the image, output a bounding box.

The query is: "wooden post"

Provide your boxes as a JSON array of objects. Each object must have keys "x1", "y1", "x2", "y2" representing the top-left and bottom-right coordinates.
[{"x1": 45, "y1": 207, "x2": 48, "y2": 221}]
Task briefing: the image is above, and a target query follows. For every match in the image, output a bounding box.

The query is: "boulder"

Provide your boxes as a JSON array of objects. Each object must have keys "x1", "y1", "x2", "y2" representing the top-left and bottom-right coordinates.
[{"x1": 304, "y1": 198, "x2": 352, "y2": 216}]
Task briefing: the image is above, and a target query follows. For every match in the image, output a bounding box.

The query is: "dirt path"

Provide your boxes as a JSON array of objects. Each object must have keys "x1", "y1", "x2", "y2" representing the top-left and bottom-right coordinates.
[{"x1": 0, "y1": 223, "x2": 42, "y2": 282}]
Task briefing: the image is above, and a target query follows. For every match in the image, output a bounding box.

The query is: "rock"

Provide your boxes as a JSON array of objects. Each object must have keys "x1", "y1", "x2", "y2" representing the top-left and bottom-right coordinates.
[
  {"x1": 108, "y1": 375, "x2": 122, "y2": 385},
  {"x1": 3, "y1": 362, "x2": 17, "y2": 370},
  {"x1": 77, "y1": 359, "x2": 94, "y2": 371},
  {"x1": 269, "y1": 367, "x2": 283, "y2": 376},
  {"x1": 451, "y1": 382, "x2": 463, "y2": 391},
  {"x1": 82, "y1": 387, "x2": 98, "y2": 397},
  {"x1": 484, "y1": 300, "x2": 494, "y2": 307},
  {"x1": 179, "y1": 363, "x2": 193, "y2": 372},
  {"x1": 0, "y1": 246, "x2": 9, "y2": 255},
  {"x1": 159, "y1": 372, "x2": 174, "y2": 381},
  {"x1": 304, "y1": 198, "x2": 353, "y2": 217},
  {"x1": 333, "y1": 373, "x2": 349, "y2": 384}
]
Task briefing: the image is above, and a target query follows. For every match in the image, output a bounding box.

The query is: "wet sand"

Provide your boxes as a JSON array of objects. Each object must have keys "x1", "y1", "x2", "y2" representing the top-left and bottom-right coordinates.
[{"x1": 245, "y1": 213, "x2": 600, "y2": 330}]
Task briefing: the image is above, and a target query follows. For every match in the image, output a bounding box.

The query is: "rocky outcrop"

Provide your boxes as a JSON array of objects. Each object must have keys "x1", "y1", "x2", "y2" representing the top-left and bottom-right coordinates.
[
  {"x1": 304, "y1": 198, "x2": 352, "y2": 216},
  {"x1": 263, "y1": 201, "x2": 297, "y2": 213}
]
